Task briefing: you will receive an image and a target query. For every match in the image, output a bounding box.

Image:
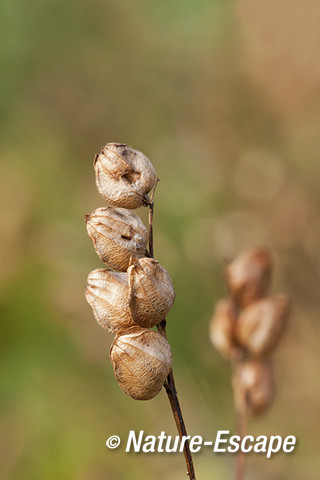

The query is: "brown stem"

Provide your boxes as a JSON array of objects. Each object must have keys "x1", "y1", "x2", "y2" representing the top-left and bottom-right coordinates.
[
  {"x1": 231, "y1": 354, "x2": 247, "y2": 480},
  {"x1": 234, "y1": 409, "x2": 247, "y2": 480},
  {"x1": 158, "y1": 320, "x2": 196, "y2": 480},
  {"x1": 146, "y1": 177, "x2": 159, "y2": 258},
  {"x1": 147, "y1": 182, "x2": 196, "y2": 480},
  {"x1": 148, "y1": 200, "x2": 154, "y2": 258}
]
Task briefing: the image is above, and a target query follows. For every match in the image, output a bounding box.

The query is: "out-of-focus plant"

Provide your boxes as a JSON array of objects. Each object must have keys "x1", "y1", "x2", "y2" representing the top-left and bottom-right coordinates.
[{"x1": 210, "y1": 247, "x2": 291, "y2": 480}]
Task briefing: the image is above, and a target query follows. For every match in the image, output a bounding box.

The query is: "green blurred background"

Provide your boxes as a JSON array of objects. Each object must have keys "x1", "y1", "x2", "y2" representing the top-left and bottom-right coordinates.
[{"x1": 1, "y1": 0, "x2": 320, "y2": 478}]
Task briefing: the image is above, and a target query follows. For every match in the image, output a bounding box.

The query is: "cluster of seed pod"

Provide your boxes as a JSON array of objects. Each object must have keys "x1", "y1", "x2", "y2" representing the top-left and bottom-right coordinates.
[
  {"x1": 85, "y1": 143, "x2": 175, "y2": 400},
  {"x1": 210, "y1": 247, "x2": 291, "y2": 416}
]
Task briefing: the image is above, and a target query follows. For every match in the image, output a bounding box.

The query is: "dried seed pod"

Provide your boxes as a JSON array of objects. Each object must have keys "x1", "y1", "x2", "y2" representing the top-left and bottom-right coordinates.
[
  {"x1": 235, "y1": 295, "x2": 290, "y2": 356},
  {"x1": 209, "y1": 299, "x2": 239, "y2": 358},
  {"x1": 85, "y1": 207, "x2": 149, "y2": 272},
  {"x1": 226, "y1": 247, "x2": 272, "y2": 309},
  {"x1": 127, "y1": 257, "x2": 175, "y2": 328},
  {"x1": 85, "y1": 268, "x2": 136, "y2": 332},
  {"x1": 233, "y1": 359, "x2": 275, "y2": 416},
  {"x1": 110, "y1": 328, "x2": 172, "y2": 400},
  {"x1": 94, "y1": 143, "x2": 157, "y2": 209}
]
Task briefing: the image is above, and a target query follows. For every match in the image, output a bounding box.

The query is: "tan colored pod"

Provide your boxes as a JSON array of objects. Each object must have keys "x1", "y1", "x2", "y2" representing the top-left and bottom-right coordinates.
[
  {"x1": 226, "y1": 247, "x2": 272, "y2": 309},
  {"x1": 85, "y1": 206, "x2": 149, "y2": 271},
  {"x1": 85, "y1": 268, "x2": 136, "y2": 332},
  {"x1": 233, "y1": 359, "x2": 275, "y2": 416},
  {"x1": 110, "y1": 328, "x2": 172, "y2": 400},
  {"x1": 94, "y1": 143, "x2": 157, "y2": 209},
  {"x1": 235, "y1": 295, "x2": 290, "y2": 356},
  {"x1": 209, "y1": 299, "x2": 239, "y2": 358},
  {"x1": 127, "y1": 257, "x2": 175, "y2": 328}
]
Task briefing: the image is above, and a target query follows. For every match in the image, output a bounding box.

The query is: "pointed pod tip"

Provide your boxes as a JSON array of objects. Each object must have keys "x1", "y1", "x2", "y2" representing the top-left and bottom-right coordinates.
[{"x1": 93, "y1": 153, "x2": 100, "y2": 167}]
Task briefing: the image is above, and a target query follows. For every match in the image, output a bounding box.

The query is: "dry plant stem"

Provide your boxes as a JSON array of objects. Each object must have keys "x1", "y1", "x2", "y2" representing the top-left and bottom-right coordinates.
[
  {"x1": 147, "y1": 183, "x2": 196, "y2": 480},
  {"x1": 234, "y1": 410, "x2": 247, "y2": 480},
  {"x1": 158, "y1": 320, "x2": 196, "y2": 480},
  {"x1": 231, "y1": 354, "x2": 247, "y2": 480},
  {"x1": 145, "y1": 177, "x2": 159, "y2": 257}
]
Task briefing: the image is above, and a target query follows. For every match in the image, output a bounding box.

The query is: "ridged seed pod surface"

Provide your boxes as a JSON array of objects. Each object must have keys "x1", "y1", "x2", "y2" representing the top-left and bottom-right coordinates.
[
  {"x1": 94, "y1": 143, "x2": 157, "y2": 209},
  {"x1": 85, "y1": 268, "x2": 136, "y2": 332},
  {"x1": 110, "y1": 328, "x2": 172, "y2": 400},
  {"x1": 85, "y1": 206, "x2": 148, "y2": 271},
  {"x1": 128, "y1": 257, "x2": 175, "y2": 328}
]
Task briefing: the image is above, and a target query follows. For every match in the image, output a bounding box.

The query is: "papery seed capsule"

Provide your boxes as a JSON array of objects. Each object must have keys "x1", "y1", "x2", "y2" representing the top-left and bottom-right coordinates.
[
  {"x1": 110, "y1": 328, "x2": 173, "y2": 400},
  {"x1": 209, "y1": 299, "x2": 239, "y2": 358},
  {"x1": 226, "y1": 247, "x2": 272, "y2": 309},
  {"x1": 127, "y1": 257, "x2": 175, "y2": 328},
  {"x1": 85, "y1": 268, "x2": 136, "y2": 332},
  {"x1": 85, "y1": 207, "x2": 149, "y2": 272},
  {"x1": 235, "y1": 295, "x2": 290, "y2": 356},
  {"x1": 233, "y1": 359, "x2": 275, "y2": 416},
  {"x1": 94, "y1": 143, "x2": 157, "y2": 209}
]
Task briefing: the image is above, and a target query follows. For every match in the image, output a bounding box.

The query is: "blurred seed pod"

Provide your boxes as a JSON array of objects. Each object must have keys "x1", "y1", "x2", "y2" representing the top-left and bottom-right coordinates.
[
  {"x1": 85, "y1": 268, "x2": 136, "y2": 333},
  {"x1": 226, "y1": 247, "x2": 272, "y2": 309},
  {"x1": 235, "y1": 295, "x2": 291, "y2": 356},
  {"x1": 94, "y1": 143, "x2": 157, "y2": 209},
  {"x1": 209, "y1": 299, "x2": 239, "y2": 358},
  {"x1": 233, "y1": 359, "x2": 275, "y2": 416},
  {"x1": 85, "y1": 206, "x2": 149, "y2": 272},
  {"x1": 127, "y1": 257, "x2": 175, "y2": 328},
  {"x1": 110, "y1": 328, "x2": 172, "y2": 400}
]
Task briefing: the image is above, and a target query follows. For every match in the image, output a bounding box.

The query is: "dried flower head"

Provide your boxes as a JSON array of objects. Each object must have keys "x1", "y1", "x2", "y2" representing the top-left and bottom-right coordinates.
[
  {"x1": 233, "y1": 359, "x2": 275, "y2": 416},
  {"x1": 209, "y1": 299, "x2": 239, "y2": 358},
  {"x1": 110, "y1": 328, "x2": 173, "y2": 400},
  {"x1": 235, "y1": 295, "x2": 291, "y2": 356},
  {"x1": 127, "y1": 257, "x2": 175, "y2": 328},
  {"x1": 94, "y1": 143, "x2": 157, "y2": 209},
  {"x1": 85, "y1": 268, "x2": 135, "y2": 333},
  {"x1": 226, "y1": 247, "x2": 272, "y2": 309},
  {"x1": 85, "y1": 206, "x2": 149, "y2": 272}
]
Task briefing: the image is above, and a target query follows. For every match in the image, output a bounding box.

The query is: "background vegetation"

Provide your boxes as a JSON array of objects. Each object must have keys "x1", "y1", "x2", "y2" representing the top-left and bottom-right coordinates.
[{"x1": 1, "y1": 1, "x2": 320, "y2": 478}]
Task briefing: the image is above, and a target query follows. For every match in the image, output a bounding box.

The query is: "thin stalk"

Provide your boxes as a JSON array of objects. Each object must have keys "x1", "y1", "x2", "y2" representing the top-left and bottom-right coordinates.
[
  {"x1": 146, "y1": 177, "x2": 159, "y2": 258},
  {"x1": 231, "y1": 354, "x2": 247, "y2": 480},
  {"x1": 234, "y1": 409, "x2": 247, "y2": 480},
  {"x1": 158, "y1": 320, "x2": 196, "y2": 480},
  {"x1": 146, "y1": 180, "x2": 196, "y2": 480}
]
